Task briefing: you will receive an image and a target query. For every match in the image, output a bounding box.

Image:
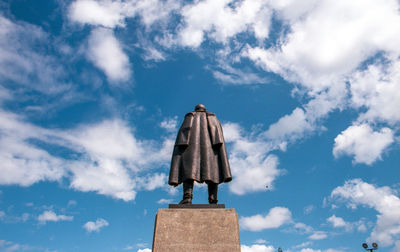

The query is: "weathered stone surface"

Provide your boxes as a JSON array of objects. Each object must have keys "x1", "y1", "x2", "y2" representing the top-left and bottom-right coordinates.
[{"x1": 152, "y1": 208, "x2": 240, "y2": 252}]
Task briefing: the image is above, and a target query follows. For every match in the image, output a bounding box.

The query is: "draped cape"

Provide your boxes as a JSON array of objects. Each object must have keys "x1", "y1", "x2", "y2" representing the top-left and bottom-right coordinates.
[{"x1": 168, "y1": 111, "x2": 232, "y2": 186}]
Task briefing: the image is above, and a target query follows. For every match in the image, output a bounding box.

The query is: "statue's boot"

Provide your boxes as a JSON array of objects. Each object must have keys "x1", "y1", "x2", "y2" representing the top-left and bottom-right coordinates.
[
  {"x1": 208, "y1": 182, "x2": 218, "y2": 204},
  {"x1": 179, "y1": 180, "x2": 193, "y2": 204}
]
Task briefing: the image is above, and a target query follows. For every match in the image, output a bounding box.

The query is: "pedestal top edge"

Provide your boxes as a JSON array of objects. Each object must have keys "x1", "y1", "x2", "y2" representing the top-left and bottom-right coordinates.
[{"x1": 169, "y1": 204, "x2": 225, "y2": 209}]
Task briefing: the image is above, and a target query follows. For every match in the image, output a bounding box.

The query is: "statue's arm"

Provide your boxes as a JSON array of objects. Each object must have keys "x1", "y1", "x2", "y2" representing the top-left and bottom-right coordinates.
[
  {"x1": 175, "y1": 113, "x2": 194, "y2": 146},
  {"x1": 207, "y1": 114, "x2": 224, "y2": 146}
]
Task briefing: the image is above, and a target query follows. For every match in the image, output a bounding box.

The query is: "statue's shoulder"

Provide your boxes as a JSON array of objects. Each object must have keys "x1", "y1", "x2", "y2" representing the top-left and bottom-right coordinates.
[
  {"x1": 206, "y1": 112, "x2": 216, "y2": 116},
  {"x1": 185, "y1": 112, "x2": 195, "y2": 117}
]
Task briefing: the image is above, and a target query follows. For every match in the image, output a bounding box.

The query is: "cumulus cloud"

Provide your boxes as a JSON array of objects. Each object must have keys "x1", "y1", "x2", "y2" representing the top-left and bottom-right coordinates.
[
  {"x1": 333, "y1": 124, "x2": 394, "y2": 165},
  {"x1": 223, "y1": 123, "x2": 283, "y2": 195},
  {"x1": 264, "y1": 108, "x2": 314, "y2": 147},
  {"x1": 241, "y1": 244, "x2": 275, "y2": 252},
  {"x1": 327, "y1": 215, "x2": 366, "y2": 232},
  {"x1": 37, "y1": 210, "x2": 73, "y2": 224},
  {"x1": 87, "y1": 27, "x2": 131, "y2": 82},
  {"x1": 246, "y1": 0, "x2": 400, "y2": 88},
  {"x1": 239, "y1": 0, "x2": 400, "y2": 160},
  {"x1": 60, "y1": 119, "x2": 172, "y2": 201},
  {"x1": 65, "y1": 0, "x2": 400, "y2": 161},
  {"x1": 68, "y1": 0, "x2": 132, "y2": 28},
  {"x1": 327, "y1": 215, "x2": 347, "y2": 228},
  {"x1": 178, "y1": 0, "x2": 271, "y2": 47},
  {"x1": 349, "y1": 59, "x2": 400, "y2": 125},
  {"x1": 240, "y1": 207, "x2": 292, "y2": 231},
  {"x1": 65, "y1": 0, "x2": 400, "y2": 159},
  {"x1": 83, "y1": 218, "x2": 109, "y2": 233},
  {"x1": 331, "y1": 179, "x2": 400, "y2": 247},
  {"x1": 68, "y1": 0, "x2": 180, "y2": 28},
  {"x1": 0, "y1": 105, "x2": 173, "y2": 201}
]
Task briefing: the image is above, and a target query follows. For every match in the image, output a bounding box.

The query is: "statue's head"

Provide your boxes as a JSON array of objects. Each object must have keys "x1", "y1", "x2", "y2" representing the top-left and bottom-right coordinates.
[{"x1": 194, "y1": 104, "x2": 206, "y2": 112}]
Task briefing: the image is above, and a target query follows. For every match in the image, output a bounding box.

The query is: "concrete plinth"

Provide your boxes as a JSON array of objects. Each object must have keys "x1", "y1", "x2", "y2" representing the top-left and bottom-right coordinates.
[{"x1": 152, "y1": 208, "x2": 240, "y2": 252}]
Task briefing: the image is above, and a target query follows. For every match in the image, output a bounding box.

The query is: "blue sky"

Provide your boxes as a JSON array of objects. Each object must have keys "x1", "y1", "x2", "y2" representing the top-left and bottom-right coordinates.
[{"x1": 1, "y1": 0, "x2": 400, "y2": 251}]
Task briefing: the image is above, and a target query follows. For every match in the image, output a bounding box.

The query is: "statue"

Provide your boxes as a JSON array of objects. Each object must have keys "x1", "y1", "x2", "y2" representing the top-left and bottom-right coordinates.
[{"x1": 168, "y1": 104, "x2": 232, "y2": 204}]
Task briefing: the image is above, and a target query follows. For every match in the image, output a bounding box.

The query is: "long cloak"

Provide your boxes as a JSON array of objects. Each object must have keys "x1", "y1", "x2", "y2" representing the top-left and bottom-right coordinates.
[{"x1": 168, "y1": 111, "x2": 232, "y2": 186}]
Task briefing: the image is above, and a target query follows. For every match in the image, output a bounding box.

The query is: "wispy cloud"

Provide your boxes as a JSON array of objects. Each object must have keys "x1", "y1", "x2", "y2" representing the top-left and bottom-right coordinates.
[
  {"x1": 83, "y1": 218, "x2": 109, "y2": 233},
  {"x1": 37, "y1": 210, "x2": 73, "y2": 224}
]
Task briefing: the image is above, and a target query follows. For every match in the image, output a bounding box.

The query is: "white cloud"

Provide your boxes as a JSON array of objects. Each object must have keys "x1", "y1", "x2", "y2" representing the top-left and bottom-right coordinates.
[
  {"x1": 392, "y1": 241, "x2": 400, "y2": 252},
  {"x1": 331, "y1": 179, "x2": 400, "y2": 247},
  {"x1": 178, "y1": 0, "x2": 271, "y2": 47},
  {"x1": 68, "y1": 0, "x2": 132, "y2": 28},
  {"x1": 159, "y1": 116, "x2": 178, "y2": 133},
  {"x1": 137, "y1": 249, "x2": 151, "y2": 252},
  {"x1": 254, "y1": 239, "x2": 266, "y2": 244},
  {"x1": 0, "y1": 110, "x2": 65, "y2": 186},
  {"x1": 157, "y1": 198, "x2": 173, "y2": 204},
  {"x1": 246, "y1": 0, "x2": 400, "y2": 89},
  {"x1": 212, "y1": 65, "x2": 268, "y2": 85},
  {"x1": 264, "y1": 108, "x2": 313, "y2": 145},
  {"x1": 293, "y1": 222, "x2": 313, "y2": 234},
  {"x1": 333, "y1": 124, "x2": 394, "y2": 165},
  {"x1": 0, "y1": 240, "x2": 32, "y2": 252},
  {"x1": 65, "y1": 0, "x2": 400, "y2": 165},
  {"x1": 62, "y1": 119, "x2": 172, "y2": 201},
  {"x1": 223, "y1": 123, "x2": 283, "y2": 195},
  {"x1": 239, "y1": 0, "x2": 400, "y2": 161},
  {"x1": 241, "y1": 244, "x2": 275, "y2": 252},
  {"x1": 327, "y1": 215, "x2": 347, "y2": 228},
  {"x1": 349, "y1": 59, "x2": 400, "y2": 125},
  {"x1": 308, "y1": 231, "x2": 327, "y2": 240},
  {"x1": 37, "y1": 210, "x2": 73, "y2": 224},
  {"x1": 0, "y1": 15, "x2": 71, "y2": 94},
  {"x1": 300, "y1": 249, "x2": 343, "y2": 252},
  {"x1": 326, "y1": 215, "x2": 367, "y2": 233},
  {"x1": 293, "y1": 242, "x2": 313, "y2": 249},
  {"x1": 83, "y1": 218, "x2": 109, "y2": 232},
  {"x1": 67, "y1": 200, "x2": 77, "y2": 207},
  {"x1": 240, "y1": 207, "x2": 292, "y2": 231},
  {"x1": 68, "y1": 0, "x2": 180, "y2": 29},
  {"x1": 0, "y1": 105, "x2": 173, "y2": 201},
  {"x1": 304, "y1": 205, "x2": 315, "y2": 215},
  {"x1": 87, "y1": 27, "x2": 131, "y2": 82},
  {"x1": 133, "y1": 0, "x2": 181, "y2": 28},
  {"x1": 0, "y1": 211, "x2": 4, "y2": 219},
  {"x1": 135, "y1": 173, "x2": 167, "y2": 191}
]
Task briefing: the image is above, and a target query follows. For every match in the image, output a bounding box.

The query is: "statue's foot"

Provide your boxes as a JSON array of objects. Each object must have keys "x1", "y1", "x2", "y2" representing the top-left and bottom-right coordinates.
[
  {"x1": 208, "y1": 196, "x2": 218, "y2": 204},
  {"x1": 179, "y1": 197, "x2": 192, "y2": 204}
]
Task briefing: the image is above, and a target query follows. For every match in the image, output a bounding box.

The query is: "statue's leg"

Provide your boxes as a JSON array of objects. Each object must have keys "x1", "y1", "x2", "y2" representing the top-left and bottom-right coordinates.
[
  {"x1": 179, "y1": 180, "x2": 193, "y2": 204},
  {"x1": 208, "y1": 182, "x2": 218, "y2": 204}
]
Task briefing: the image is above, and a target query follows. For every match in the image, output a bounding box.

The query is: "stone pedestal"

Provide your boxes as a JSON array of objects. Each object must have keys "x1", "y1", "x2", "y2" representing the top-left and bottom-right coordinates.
[{"x1": 152, "y1": 207, "x2": 240, "y2": 252}]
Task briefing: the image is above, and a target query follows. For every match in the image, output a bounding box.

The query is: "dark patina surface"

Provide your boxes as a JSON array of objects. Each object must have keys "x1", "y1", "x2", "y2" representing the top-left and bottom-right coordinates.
[{"x1": 168, "y1": 104, "x2": 232, "y2": 204}]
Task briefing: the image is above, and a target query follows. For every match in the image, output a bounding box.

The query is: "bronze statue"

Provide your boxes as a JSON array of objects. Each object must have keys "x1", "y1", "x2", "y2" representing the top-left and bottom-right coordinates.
[{"x1": 169, "y1": 104, "x2": 232, "y2": 204}]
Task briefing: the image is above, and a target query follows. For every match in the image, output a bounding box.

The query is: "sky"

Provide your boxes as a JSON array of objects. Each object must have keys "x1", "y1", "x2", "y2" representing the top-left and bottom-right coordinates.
[{"x1": 0, "y1": 0, "x2": 400, "y2": 251}]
